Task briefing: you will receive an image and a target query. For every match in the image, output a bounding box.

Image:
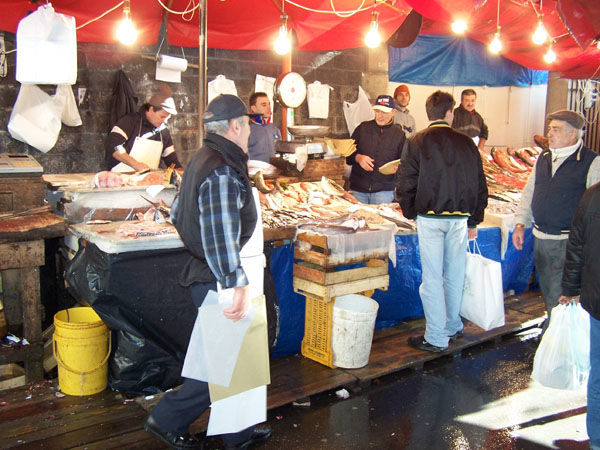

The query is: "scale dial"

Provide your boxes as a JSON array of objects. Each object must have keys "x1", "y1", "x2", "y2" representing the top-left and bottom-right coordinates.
[{"x1": 274, "y1": 72, "x2": 307, "y2": 109}]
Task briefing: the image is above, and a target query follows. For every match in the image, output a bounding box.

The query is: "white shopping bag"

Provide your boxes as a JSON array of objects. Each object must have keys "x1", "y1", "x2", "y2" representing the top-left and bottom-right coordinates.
[
  {"x1": 531, "y1": 303, "x2": 590, "y2": 390},
  {"x1": 343, "y1": 86, "x2": 374, "y2": 135},
  {"x1": 208, "y1": 75, "x2": 238, "y2": 103},
  {"x1": 53, "y1": 85, "x2": 82, "y2": 127},
  {"x1": 8, "y1": 84, "x2": 62, "y2": 153},
  {"x1": 460, "y1": 240, "x2": 505, "y2": 331}
]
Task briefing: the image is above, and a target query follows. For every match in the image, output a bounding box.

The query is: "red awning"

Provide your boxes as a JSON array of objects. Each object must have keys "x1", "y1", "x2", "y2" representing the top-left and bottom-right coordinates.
[{"x1": 1, "y1": 0, "x2": 599, "y2": 79}]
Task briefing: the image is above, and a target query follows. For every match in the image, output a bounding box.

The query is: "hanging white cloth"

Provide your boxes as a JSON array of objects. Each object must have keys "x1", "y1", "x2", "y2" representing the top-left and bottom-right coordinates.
[
  {"x1": 307, "y1": 81, "x2": 333, "y2": 119},
  {"x1": 343, "y1": 86, "x2": 374, "y2": 135},
  {"x1": 208, "y1": 75, "x2": 238, "y2": 103}
]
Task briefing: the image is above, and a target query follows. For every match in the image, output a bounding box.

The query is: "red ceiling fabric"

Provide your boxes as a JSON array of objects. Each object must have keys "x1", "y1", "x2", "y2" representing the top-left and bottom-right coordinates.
[{"x1": 1, "y1": 0, "x2": 599, "y2": 78}]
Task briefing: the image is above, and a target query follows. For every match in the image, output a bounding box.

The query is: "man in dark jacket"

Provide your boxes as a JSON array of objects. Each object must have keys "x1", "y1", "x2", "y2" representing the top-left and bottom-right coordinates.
[
  {"x1": 397, "y1": 90, "x2": 488, "y2": 352},
  {"x1": 559, "y1": 183, "x2": 600, "y2": 450},
  {"x1": 346, "y1": 94, "x2": 406, "y2": 204},
  {"x1": 451, "y1": 89, "x2": 488, "y2": 151},
  {"x1": 144, "y1": 95, "x2": 271, "y2": 449}
]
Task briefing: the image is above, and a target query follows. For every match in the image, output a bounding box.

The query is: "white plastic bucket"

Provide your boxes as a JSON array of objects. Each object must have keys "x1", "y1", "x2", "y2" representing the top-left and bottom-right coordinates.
[{"x1": 331, "y1": 294, "x2": 379, "y2": 369}]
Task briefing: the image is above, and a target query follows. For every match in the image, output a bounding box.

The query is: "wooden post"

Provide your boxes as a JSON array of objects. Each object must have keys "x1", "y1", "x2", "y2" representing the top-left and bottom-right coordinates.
[{"x1": 280, "y1": 50, "x2": 292, "y2": 139}]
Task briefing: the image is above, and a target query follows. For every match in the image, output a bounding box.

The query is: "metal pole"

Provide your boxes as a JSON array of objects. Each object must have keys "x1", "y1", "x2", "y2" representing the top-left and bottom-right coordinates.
[{"x1": 198, "y1": 0, "x2": 207, "y2": 147}]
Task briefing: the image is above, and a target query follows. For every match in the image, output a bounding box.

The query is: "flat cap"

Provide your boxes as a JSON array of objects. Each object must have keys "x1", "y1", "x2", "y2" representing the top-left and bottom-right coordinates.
[
  {"x1": 203, "y1": 94, "x2": 251, "y2": 123},
  {"x1": 546, "y1": 110, "x2": 586, "y2": 130}
]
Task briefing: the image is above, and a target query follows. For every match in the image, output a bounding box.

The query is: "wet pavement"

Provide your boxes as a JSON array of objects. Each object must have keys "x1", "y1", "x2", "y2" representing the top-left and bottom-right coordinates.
[{"x1": 205, "y1": 328, "x2": 589, "y2": 449}]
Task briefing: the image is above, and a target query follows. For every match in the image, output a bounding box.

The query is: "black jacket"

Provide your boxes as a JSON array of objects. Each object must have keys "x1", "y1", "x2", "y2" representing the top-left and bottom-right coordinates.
[
  {"x1": 396, "y1": 121, "x2": 488, "y2": 227},
  {"x1": 561, "y1": 183, "x2": 600, "y2": 320},
  {"x1": 451, "y1": 105, "x2": 488, "y2": 140},
  {"x1": 347, "y1": 119, "x2": 406, "y2": 193},
  {"x1": 109, "y1": 70, "x2": 138, "y2": 131}
]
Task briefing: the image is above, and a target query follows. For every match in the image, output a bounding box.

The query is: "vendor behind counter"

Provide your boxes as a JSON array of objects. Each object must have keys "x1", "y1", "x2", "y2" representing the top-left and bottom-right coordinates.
[{"x1": 105, "y1": 86, "x2": 183, "y2": 172}]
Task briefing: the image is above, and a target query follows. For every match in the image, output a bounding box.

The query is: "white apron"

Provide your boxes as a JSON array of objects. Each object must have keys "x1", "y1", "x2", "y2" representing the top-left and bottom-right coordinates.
[{"x1": 111, "y1": 136, "x2": 163, "y2": 172}]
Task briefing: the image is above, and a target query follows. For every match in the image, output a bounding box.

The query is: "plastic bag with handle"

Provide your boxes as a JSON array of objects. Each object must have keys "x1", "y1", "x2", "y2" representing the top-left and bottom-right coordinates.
[
  {"x1": 531, "y1": 302, "x2": 590, "y2": 390},
  {"x1": 7, "y1": 84, "x2": 62, "y2": 153},
  {"x1": 342, "y1": 86, "x2": 374, "y2": 135}
]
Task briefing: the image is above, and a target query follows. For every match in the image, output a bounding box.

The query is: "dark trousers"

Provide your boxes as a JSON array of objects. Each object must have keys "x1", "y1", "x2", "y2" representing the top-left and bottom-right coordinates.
[
  {"x1": 149, "y1": 281, "x2": 255, "y2": 446},
  {"x1": 533, "y1": 237, "x2": 568, "y2": 323}
]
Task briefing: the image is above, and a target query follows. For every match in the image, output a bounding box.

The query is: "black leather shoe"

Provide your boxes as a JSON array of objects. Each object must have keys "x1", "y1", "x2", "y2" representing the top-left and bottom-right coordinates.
[
  {"x1": 144, "y1": 415, "x2": 203, "y2": 449},
  {"x1": 225, "y1": 423, "x2": 272, "y2": 449},
  {"x1": 407, "y1": 335, "x2": 448, "y2": 353},
  {"x1": 448, "y1": 330, "x2": 464, "y2": 342}
]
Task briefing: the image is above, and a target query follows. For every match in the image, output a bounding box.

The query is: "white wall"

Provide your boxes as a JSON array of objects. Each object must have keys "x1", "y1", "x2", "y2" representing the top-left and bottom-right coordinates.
[{"x1": 387, "y1": 82, "x2": 548, "y2": 149}]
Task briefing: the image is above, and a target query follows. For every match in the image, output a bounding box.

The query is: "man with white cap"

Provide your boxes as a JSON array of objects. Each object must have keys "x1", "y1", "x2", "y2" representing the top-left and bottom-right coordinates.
[
  {"x1": 393, "y1": 84, "x2": 416, "y2": 137},
  {"x1": 513, "y1": 109, "x2": 600, "y2": 325},
  {"x1": 346, "y1": 94, "x2": 407, "y2": 204},
  {"x1": 105, "y1": 86, "x2": 182, "y2": 171}
]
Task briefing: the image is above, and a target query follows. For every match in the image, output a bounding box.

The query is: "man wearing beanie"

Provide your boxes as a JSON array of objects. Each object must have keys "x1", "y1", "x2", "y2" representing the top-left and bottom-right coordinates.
[
  {"x1": 105, "y1": 85, "x2": 182, "y2": 172},
  {"x1": 513, "y1": 109, "x2": 600, "y2": 326},
  {"x1": 144, "y1": 94, "x2": 272, "y2": 449},
  {"x1": 393, "y1": 84, "x2": 416, "y2": 137}
]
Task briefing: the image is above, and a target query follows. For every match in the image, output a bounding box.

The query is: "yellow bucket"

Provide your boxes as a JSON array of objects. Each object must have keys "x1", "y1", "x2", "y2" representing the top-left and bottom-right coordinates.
[{"x1": 53, "y1": 307, "x2": 111, "y2": 396}]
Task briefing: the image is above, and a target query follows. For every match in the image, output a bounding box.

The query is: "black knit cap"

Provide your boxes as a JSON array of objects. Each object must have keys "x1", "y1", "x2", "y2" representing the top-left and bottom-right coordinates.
[
  {"x1": 546, "y1": 110, "x2": 586, "y2": 130},
  {"x1": 203, "y1": 94, "x2": 251, "y2": 123}
]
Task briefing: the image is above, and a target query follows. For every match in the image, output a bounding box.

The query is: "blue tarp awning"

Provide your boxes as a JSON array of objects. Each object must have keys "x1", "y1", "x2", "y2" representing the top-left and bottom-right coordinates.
[{"x1": 389, "y1": 35, "x2": 549, "y2": 87}]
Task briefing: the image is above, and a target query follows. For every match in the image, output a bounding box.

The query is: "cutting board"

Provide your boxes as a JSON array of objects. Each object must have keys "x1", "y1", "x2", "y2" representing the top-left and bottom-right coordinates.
[{"x1": 70, "y1": 221, "x2": 184, "y2": 254}]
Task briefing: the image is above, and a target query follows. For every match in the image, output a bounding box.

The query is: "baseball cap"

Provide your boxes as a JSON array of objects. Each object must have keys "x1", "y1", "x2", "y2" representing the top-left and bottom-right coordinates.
[
  {"x1": 372, "y1": 95, "x2": 396, "y2": 113},
  {"x1": 393, "y1": 85, "x2": 410, "y2": 98},
  {"x1": 149, "y1": 92, "x2": 177, "y2": 115},
  {"x1": 203, "y1": 94, "x2": 251, "y2": 123},
  {"x1": 546, "y1": 110, "x2": 586, "y2": 130}
]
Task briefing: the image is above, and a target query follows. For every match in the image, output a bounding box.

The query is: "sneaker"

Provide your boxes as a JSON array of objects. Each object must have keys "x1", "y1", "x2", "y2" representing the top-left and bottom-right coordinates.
[
  {"x1": 407, "y1": 336, "x2": 448, "y2": 353},
  {"x1": 448, "y1": 330, "x2": 464, "y2": 342}
]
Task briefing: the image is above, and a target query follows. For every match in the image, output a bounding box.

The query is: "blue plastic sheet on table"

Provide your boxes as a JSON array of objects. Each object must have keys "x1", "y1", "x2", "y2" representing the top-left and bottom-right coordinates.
[{"x1": 271, "y1": 227, "x2": 536, "y2": 358}]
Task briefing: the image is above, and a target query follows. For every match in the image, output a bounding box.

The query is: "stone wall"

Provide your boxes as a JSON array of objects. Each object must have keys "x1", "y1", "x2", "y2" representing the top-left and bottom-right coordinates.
[{"x1": 0, "y1": 32, "x2": 384, "y2": 173}]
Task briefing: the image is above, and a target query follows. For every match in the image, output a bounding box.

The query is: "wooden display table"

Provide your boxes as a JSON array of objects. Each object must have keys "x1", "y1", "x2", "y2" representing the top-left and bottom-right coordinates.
[{"x1": 0, "y1": 240, "x2": 45, "y2": 383}]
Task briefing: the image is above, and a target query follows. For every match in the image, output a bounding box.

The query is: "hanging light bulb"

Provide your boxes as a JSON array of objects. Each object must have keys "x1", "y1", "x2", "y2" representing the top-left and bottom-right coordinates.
[
  {"x1": 544, "y1": 46, "x2": 557, "y2": 63},
  {"x1": 489, "y1": 31, "x2": 502, "y2": 54},
  {"x1": 116, "y1": 0, "x2": 137, "y2": 45},
  {"x1": 451, "y1": 19, "x2": 468, "y2": 34},
  {"x1": 273, "y1": 14, "x2": 291, "y2": 55},
  {"x1": 532, "y1": 19, "x2": 548, "y2": 45},
  {"x1": 365, "y1": 11, "x2": 381, "y2": 48}
]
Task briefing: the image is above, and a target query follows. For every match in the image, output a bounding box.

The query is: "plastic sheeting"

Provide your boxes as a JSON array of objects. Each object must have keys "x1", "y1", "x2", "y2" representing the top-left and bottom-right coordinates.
[
  {"x1": 272, "y1": 227, "x2": 535, "y2": 357},
  {"x1": 389, "y1": 35, "x2": 548, "y2": 87}
]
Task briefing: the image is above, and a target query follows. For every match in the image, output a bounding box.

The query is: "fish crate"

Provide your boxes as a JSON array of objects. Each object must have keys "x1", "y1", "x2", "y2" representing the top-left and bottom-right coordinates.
[
  {"x1": 301, "y1": 295, "x2": 336, "y2": 368},
  {"x1": 269, "y1": 156, "x2": 346, "y2": 180}
]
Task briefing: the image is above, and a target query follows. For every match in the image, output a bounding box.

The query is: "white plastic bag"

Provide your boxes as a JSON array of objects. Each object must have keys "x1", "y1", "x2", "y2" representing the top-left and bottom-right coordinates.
[
  {"x1": 8, "y1": 84, "x2": 62, "y2": 153},
  {"x1": 16, "y1": 4, "x2": 77, "y2": 85},
  {"x1": 460, "y1": 240, "x2": 505, "y2": 330},
  {"x1": 308, "y1": 81, "x2": 333, "y2": 119},
  {"x1": 343, "y1": 86, "x2": 374, "y2": 135},
  {"x1": 53, "y1": 85, "x2": 82, "y2": 126},
  {"x1": 531, "y1": 303, "x2": 590, "y2": 390},
  {"x1": 208, "y1": 75, "x2": 238, "y2": 103}
]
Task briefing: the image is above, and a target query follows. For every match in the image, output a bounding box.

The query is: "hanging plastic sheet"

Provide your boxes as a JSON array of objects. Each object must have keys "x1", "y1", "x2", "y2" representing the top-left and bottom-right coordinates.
[{"x1": 389, "y1": 35, "x2": 548, "y2": 87}]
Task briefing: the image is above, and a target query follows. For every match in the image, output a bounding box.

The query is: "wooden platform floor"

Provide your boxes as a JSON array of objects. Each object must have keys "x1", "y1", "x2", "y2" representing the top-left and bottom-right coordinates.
[{"x1": 0, "y1": 292, "x2": 545, "y2": 449}]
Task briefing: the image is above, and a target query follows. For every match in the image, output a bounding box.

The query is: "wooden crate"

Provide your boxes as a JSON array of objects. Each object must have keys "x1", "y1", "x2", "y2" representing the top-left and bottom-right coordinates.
[
  {"x1": 301, "y1": 296, "x2": 336, "y2": 368},
  {"x1": 269, "y1": 156, "x2": 346, "y2": 179},
  {"x1": 294, "y1": 231, "x2": 390, "y2": 268},
  {"x1": 0, "y1": 177, "x2": 45, "y2": 215}
]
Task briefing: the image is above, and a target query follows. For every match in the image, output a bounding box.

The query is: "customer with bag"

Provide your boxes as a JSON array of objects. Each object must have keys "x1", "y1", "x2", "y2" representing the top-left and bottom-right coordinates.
[
  {"x1": 512, "y1": 110, "x2": 600, "y2": 326},
  {"x1": 557, "y1": 183, "x2": 600, "y2": 449},
  {"x1": 396, "y1": 91, "x2": 488, "y2": 352}
]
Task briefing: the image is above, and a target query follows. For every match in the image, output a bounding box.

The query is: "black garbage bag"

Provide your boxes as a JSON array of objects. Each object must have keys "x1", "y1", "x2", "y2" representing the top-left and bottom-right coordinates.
[
  {"x1": 264, "y1": 242, "x2": 280, "y2": 353},
  {"x1": 64, "y1": 241, "x2": 196, "y2": 395}
]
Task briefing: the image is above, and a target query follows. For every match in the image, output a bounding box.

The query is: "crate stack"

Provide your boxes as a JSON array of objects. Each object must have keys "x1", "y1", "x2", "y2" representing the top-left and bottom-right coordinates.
[{"x1": 293, "y1": 230, "x2": 390, "y2": 368}]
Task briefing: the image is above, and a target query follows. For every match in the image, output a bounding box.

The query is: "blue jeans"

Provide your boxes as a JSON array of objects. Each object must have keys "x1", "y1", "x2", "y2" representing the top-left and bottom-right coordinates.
[
  {"x1": 589, "y1": 315, "x2": 600, "y2": 447},
  {"x1": 416, "y1": 215, "x2": 468, "y2": 348},
  {"x1": 350, "y1": 190, "x2": 394, "y2": 205}
]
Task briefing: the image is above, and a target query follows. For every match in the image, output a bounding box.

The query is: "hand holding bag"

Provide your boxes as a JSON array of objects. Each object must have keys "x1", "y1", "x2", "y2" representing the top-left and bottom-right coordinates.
[
  {"x1": 531, "y1": 303, "x2": 590, "y2": 390},
  {"x1": 460, "y1": 240, "x2": 505, "y2": 331}
]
